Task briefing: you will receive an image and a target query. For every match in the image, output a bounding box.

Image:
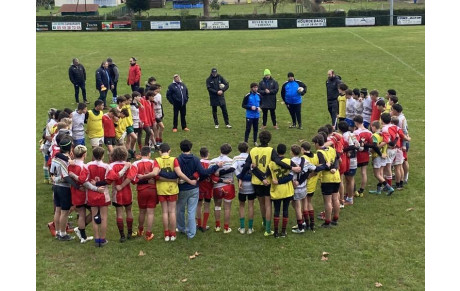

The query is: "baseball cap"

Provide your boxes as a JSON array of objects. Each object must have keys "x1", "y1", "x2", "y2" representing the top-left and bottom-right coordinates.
[{"x1": 211, "y1": 68, "x2": 217, "y2": 73}]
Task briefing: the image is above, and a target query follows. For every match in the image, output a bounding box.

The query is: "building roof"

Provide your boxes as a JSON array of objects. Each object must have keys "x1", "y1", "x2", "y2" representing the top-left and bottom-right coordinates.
[{"x1": 59, "y1": 4, "x2": 99, "y2": 13}]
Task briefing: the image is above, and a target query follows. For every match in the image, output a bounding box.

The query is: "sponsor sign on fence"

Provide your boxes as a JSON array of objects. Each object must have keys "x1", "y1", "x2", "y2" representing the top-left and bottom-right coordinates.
[
  {"x1": 52, "y1": 22, "x2": 82, "y2": 31},
  {"x1": 397, "y1": 16, "x2": 422, "y2": 25},
  {"x1": 36, "y1": 22, "x2": 50, "y2": 31},
  {"x1": 296, "y1": 18, "x2": 327, "y2": 28},
  {"x1": 200, "y1": 21, "x2": 230, "y2": 30},
  {"x1": 86, "y1": 22, "x2": 99, "y2": 31},
  {"x1": 102, "y1": 21, "x2": 132, "y2": 30},
  {"x1": 248, "y1": 20, "x2": 278, "y2": 29},
  {"x1": 345, "y1": 17, "x2": 375, "y2": 26},
  {"x1": 150, "y1": 21, "x2": 181, "y2": 30}
]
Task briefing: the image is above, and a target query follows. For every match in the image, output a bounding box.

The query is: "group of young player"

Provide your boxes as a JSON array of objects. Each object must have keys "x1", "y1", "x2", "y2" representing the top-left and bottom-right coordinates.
[{"x1": 40, "y1": 75, "x2": 410, "y2": 246}]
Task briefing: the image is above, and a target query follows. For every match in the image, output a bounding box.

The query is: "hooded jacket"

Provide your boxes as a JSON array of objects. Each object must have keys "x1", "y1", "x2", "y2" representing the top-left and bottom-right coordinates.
[
  {"x1": 206, "y1": 74, "x2": 229, "y2": 106},
  {"x1": 95, "y1": 65, "x2": 111, "y2": 90},
  {"x1": 166, "y1": 81, "x2": 189, "y2": 107},
  {"x1": 281, "y1": 79, "x2": 307, "y2": 105},
  {"x1": 69, "y1": 63, "x2": 86, "y2": 85},
  {"x1": 258, "y1": 76, "x2": 279, "y2": 109},
  {"x1": 127, "y1": 63, "x2": 141, "y2": 85},
  {"x1": 108, "y1": 63, "x2": 119, "y2": 83},
  {"x1": 326, "y1": 75, "x2": 342, "y2": 104}
]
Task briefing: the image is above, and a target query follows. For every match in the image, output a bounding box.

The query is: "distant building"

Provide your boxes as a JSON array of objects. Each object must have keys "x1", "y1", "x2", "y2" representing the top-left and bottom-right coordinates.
[{"x1": 59, "y1": 4, "x2": 99, "y2": 16}]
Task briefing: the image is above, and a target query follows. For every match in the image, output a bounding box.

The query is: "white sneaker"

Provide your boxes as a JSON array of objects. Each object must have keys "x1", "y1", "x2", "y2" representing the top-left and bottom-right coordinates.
[
  {"x1": 223, "y1": 228, "x2": 232, "y2": 234},
  {"x1": 226, "y1": 124, "x2": 232, "y2": 128},
  {"x1": 215, "y1": 125, "x2": 219, "y2": 129},
  {"x1": 215, "y1": 226, "x2": 221, "y2": 232},
  {"x1": 340, "y1": 204, "x2": 345, "y2": 209},
  {"x1": 170, "y1": 236, "x2": 176, "y2": 241},
  {"x1": 74, "y1": 227, "x2": 82, "y2": 240},
  {"x1": 238, "y1": 227, "x2": 246, "y2": 234},
  {"x1": 205, "y1": 225, "x2": 210, "y2": 230},
  {"x1": 81, "y1": 236, "x2": 94, "y2": 244},
  {"x1": 164, "y1": 236, "x2": 170, "y2": 242},
  {"x1": 292, "y1": 228, "x2": 305, "y2": 234},
  {"x1": 247, "y1": 228, "x2": 254, "y2": 235}
]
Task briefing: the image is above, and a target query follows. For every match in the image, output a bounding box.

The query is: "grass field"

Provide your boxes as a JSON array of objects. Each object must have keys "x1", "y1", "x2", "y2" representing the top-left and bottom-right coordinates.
[{"x1": 36, "y1": 26, "x2": 425, "y2": 290}]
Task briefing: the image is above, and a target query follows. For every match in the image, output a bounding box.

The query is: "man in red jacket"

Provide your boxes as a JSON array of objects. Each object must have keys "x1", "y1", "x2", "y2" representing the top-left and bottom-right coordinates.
[{"x1": 127, "y1": 57, "x2": 141, "y2": 92}]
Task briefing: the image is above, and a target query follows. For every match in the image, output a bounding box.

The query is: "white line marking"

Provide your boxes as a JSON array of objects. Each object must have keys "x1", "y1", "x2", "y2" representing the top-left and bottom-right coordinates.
[
  {"x1": 36, "y1": 51, "x2": 98, "y2": 76},
  {"x1": 346, "y1": 29, "x2": 424, "y2": 78}
]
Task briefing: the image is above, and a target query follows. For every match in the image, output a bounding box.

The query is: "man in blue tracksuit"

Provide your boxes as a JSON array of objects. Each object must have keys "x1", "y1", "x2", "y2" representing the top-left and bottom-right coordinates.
[
  {"x1": 95, "y1": 60, "x2": 112, "y2": 108},
  {"x1": 281, "y1": 72, "x2": 307, "y2": 129},
  {"x1": 241, "y1": 83, "x2": 261, "y2": 145}
]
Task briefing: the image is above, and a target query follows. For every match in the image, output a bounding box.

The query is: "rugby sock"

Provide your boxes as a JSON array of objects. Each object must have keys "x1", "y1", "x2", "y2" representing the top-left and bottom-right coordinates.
[
  {"x1": 262, "y1": 217, "x2": 266, "y2": 227},
  {"x1": 126, "y1": 218, "x2": 133, "y2": 234},
  {"x1": 385, "y1": 176, "x2": 392, "y2": 186},
  {"x1": 170, "y1": 231, "x2": 176, "y2": 238},
  {"x1": 382, "y1": 181, "x2": 388, "y2": 187},
  {"x1": 164, "y1": 230, "x2": 170, "y2": 237},
  {"x1": 202, "y1": 212, "x2": 210, "y2": 228},
  {"x1": 325, "y1": 219, "x2": 331, "y2": 225},
  {"x1": 240, "y1": 218, "x2": 245, "y2": 229},
  {"x1": 117, "y1": 218, "x2": 124, "y2": 236},
  {"x1": 282, "y1": 217, "x2": 288, "y2": 233},
  {"x1": 333, "y1": 215, "x2": 339, "y2": 222},
  {"x1": 377, "y1": 183, "x2": 382, "y2": 188},
  {"x1": 404, "y1": 172, "x2": 409, "y2": 182},
  {"x1": 297, "y1": 219, "x2": 304, "y2": 230},
  {"x1": 43, "y1": 167, "x2": 49, "y2": 181},
  {"x1": 265, "y1": 220, "x2": 271, "y2": 233},
  {"x1": 248, "y1": 219, "x2": 253, "y2": 229},
  {"x1": 303, "y1": 211, "x2": 309, "y2": 226},
  {"x1": 224, "y1": 224, "x2": 229, "y2": 231},
  {"x1": 138, "y1": 226, "x2": 144, "y2": 235},
  {"x1": 197, "y1": 217, "x2": 202, "y2": 227},
  {"x1": 216, "y1": 220, "x2": 221, "y2": 228},
  {"x1": 308, "y1": 210, "x2": 315, "y2": 226},
  {"x1": 79, "y1": 228, "x2": 87, "y2": 240},
  {"x1": 95, "y1": 238, "x2": 101, "y2": 244},
  {"x1": 273, "y1": 217, "x2": 280, "y2": 233},
  {"x1": 146, "y1": 231, "x2": 152, "y2": 238}
]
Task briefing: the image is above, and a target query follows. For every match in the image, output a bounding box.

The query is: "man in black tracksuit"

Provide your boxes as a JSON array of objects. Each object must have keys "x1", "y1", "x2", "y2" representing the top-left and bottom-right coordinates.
[
  {"x1": 95, "y1": 61, "x2": 111, "y2": 108},
  {"x1": 326, "y1": 69, "x2": 342, "y2": 125},
  {"x1": 206, "y1": 68, "x2": 231, "y2": 129},
  {"x1": 68, "y1": 58, "x2": 87, "y2": 104},
  {"x1": 107, "y1": 58, "x2": 119, "y2": 104},
  {"x1": 166, "y1": 74, "x2": 189, "y2": 132}
]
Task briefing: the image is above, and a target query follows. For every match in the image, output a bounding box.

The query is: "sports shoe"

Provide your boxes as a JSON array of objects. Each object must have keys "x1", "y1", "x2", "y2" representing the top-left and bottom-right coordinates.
[
  {"x1": 215, "y1": 125, "x2": 219, "y2": 129},
  {"x1": 386, "y1": 186, "x2": 395, "y2": 196},
  {"x1": 119, "y1": 235, "x2": 126, "y2": 243},
  {"x1": 170, "y1": 236, "x2": 176, "y2": 241},
  {"x1": 226, "y1": 124, "x2": 232, "y2": 128},
  {"x1": 137, "y1": 229, "x2": 144, "y2": 237},
  {"x1": 238, "y1": 228, "x2": 245, "y2": 234},
  {"x1": 183, "y1": 128, "x2": 190, "y2": 132},
  {"x1": 298, "y1": 126, "x2": 303, "y2": 130},
  {"x1": 58, "y1": 234, "x2": 75, "y2": 241},
  {"x1": 274, "y1": 232, "x2": 279, "y2": 238},
  {"x1": 66, "y1": 223, "x2": 74, "y2": 233},
  {"x1": 81, "y1": 236, "x2": 94, "y2": 244},
  {"x1": 317, "y1": 211, "x2": 326, "y2": 220},
  {"x1": 127, "y1": 231, "x2": 137, "y2": 240},
  {"x1": 397, "y1": 185, "x2": 404, "y2": 191},
  {"x1": 289, "y1": 124, "x2": 296, "y2": 129},
  {"x1": 291, "y1": 224, "x2": 298, "y2": 229},
  {"x1": 344, "y1": 198, "x2": 354, "y2": 205},
  {"x1": 264, "y1": 230, "x2": 274, "y2": 237},
  {"x1": 164, "y1": 236, "x2": 170, "y2": 242},
  {"x1": 260, "y1": 125, "x2": 267, "y2": 130},
  {"x1": 254, "y1": 142, "x2": 258, "y2": 147},
  {"x1": 309, "y1": 224, "x2": 315, "y2": 232},
  {"x1": 48, "y1": 222, "x2": 56, "y2": 237},
  {"x1": 215, "y1": 226, "x2": 221, "y2": 232},
  {"x1": 280, "y1": 231, "x2": 287, "y2": 238},
  {"x1": 369, "y1": 188, "x2": 382, "y2": 195},
  {"x1": 172, "y1": 128, "x2": 178, "y2": 133},
  {"x1": 354, "y1": 190, "x2": 361, "y2": 197},
  {"x1": 273, "y1": 125, "x2": 279, "y2": 130},
  {"x1": 146, "y1": 233, "x2": 154, "y2": 241},
  {"x1": 84, "y1": 101, "x2": 90, "y2": 104},
  {"x1": 403, "y1": 180, "x2": 408, "y2": 185},
  {"x1": 247, "y1": 228, "x2": 254, "y2": 235},
  {"x1": 99, "y1": 239, "x2": 108, "y2": 247},
  {"x1": 223, "y1": 228, "x2": 232, "y2": 234},
  {"x1": 74, "y1": 227, "x2": 82, "y2": 240},
  {"x1": 320, "y1": 223, "x2": 331, "y2": 228},
  {"x1": 340, "y1": 202, "x2": 345, "y2": 209},
  {"x1": 331, "y1": 220, "x2": 338, "y2": 226},
  {"x1": 292, "y1": 228, "x2": 305, "y2": 234}
]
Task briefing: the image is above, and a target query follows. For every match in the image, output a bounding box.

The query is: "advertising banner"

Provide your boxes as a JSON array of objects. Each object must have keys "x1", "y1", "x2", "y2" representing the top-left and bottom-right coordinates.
[
  {"x1": 248, "y1": 20, "x2": 278, "y2": 29},
  {"x1": 345, "y1": 17, "x2": 375, "y2": 26},
  {"x1": 86, "y1": 22, "x2": 99, "y2": 31},
  {"x1": 200, "y1": 21, "x2": 230, "y2": 30},
  {"x1": 52, "y1": 22, "x2": 82, "y2": 31},
  {"x1": 397, "y1": 16, "x2": 422, "y2": 25},
  {"x1": 36, "y1": 22, "x2": 50, "y2": 31},
  {"x1": 102, "y1": 21, "x2": 132, "y2": 30},
  {"x1": 296, "y1": 18, "x2": 327, "y2": 28},
  {"x1": 150, "y1": 21, "x2": 181, "y2": 30}
]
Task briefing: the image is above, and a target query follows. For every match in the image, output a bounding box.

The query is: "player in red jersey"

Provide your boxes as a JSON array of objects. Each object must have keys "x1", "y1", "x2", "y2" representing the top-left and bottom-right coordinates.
[
  {"x1": 353, "y1": 115, "x2": 373, "y2": 197},
  {"x1": 106, "y1": 146, "x2": 137, "y2": 242},
  {"x1": 196, "y1": 147, "x2": 213, "y2": 232},
  {"x1": 390, "y1": 116, "x2": 411, "y2": 190},
  {"x1": 102, "y1": 108, "x2": 119, "y2": 156},
  {"x1": 131, "y1": 146, "x2": 158, "y2": 241}
]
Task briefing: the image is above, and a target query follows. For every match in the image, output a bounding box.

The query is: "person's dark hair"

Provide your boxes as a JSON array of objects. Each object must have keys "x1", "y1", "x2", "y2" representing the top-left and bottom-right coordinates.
[
  {"x1": 389, "y1": 95, "x2": 399, "y2": 104},
  {"x1": 353, "y1": 88, "x2": 360, "y2": 96},
  {"x1": 338, "y1": 83, "x2": 348, "y2": 91},
  {"x1": 180, "y1": 139, "x2": 193, "y2": 152},
  {"x1": 200, "y1": 147, "x2": 209, "y2": 158},
  {"x1": 220, "y1": 143, "x2": 232, "y2": 155},
  {"x1": 371, "y1": 120, "x2": 381, "y2": 130},
  {"x1": 146, "y1": 90, "x2": 155, "y2": 98},
  {"x1": 387, "y1": 89, "x2": 397, "y2": 96},
  {"x1": 57, "y1": 111, "x2": 70, "y2": 122},
  {"x1": 360, "y1": 88, "x2": 368, "y2": 96},
  {"x1": 291, "y1": 144, "x2": 301, "y2": 156},
  {"x1": 92, "y1": 146, "x2": 105, "y2": 160},
  {"x1": 132, "y1": 91, "x2": 141, "y2": 98},
  {"x1": 312, "y1": 134, "x2": 325, "y2": 146},
  {"x1": 370, "y1": 90, "x2": 379, "y2": 97},
  {"x1": 317, "y1": 126, "x2": 329, "y2": 136},
  {"x1": 117, "y1": 95, "x2": 127, "y2": 104},
  {"x1": 109, "y1": 107, "x2": 120, "y2": 117},
  {"x1": 353, "y1": 115, "x2": 364, "y2": 124},
  {"x1": 124, "y1": 94, "x2": 132, "y2": 101},
  {"x1": 59, "y1": 135, "x2": 73, "y2": 153},
  {"x1": 287, "y1": 72, "x2": 294, "y2": 78},
  {"x1": 300, "y1": 142, "x2": 311, "y2": 152},
  {"x1": 159, "y1": 143, "x2": 170, "y2": 153},
  {"x1": 137, "y1": 87, "x2": 145, "y2": 96},
  {"x1": 120, "y1": 108, "x2": 129, "y2": 117},
  {"x1": 250, "y1": 82, "x2": 258, "y2": 88},
  {"x1": 376, "y1": 99, "x2": 386, "y2": 107},
  {"x1": 392, "y1": 103, "x2": 403, "y2": 113},
  {"x1": 238, "y1": 142, "x2": 249, "y2": 153},
  {"x1": 276, "y1": 144, "x2": 287, "y2": 155},
  {"x1": 94, "y1": 99, "x2": 104, "y2": 108},
  {"x1": 151, "y1": 84, "x2": 161, "y2": 91},
  {"x1": 391, "y1": 116, "x2": 400, "y2": 126},
  {"x1": 324, "y1": 124, "x2": 334, "y2": 135},
  {"x1": 63, "y1": 108, "x2": 73, "y2": 115},
  {"x1": 148, "y1": 76, "x2": 156, "y2": 83},
  {"x1": 111, "y1": 146, "x2": 128, "y2": 162},
  {"x1": 345, "y1": 89, "x2": 353, "y2": 96},
  {"x1": 141, "y1": 146, "x2": 151, "y2": 157},
  {"x1": 338, "y1": 121, "x2": 349, "y2": 133},
  {"x1": 258, "y1": 130, "x2": 272, "y2": 146},
  {"x1": 318, "y1": 131, "x2": 328, "y2": 142},
  {"x1": 380, "y1": 112, "x2": 391, "y2": 124},
  {"x1": 77, "y1": 103, "x2": 87, "y2": 111}
]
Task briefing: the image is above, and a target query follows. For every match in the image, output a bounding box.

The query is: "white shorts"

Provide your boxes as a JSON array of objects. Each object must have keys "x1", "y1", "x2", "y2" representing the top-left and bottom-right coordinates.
[
  {"x1": 392, "y1": 148, "x2": 404, "y2": 166},
  {"x1": 386, "y1": 148, "x2": 396, "y2": 165},
  {"x1": 372, "y1": 156, "x2": 386, "y2": 169},
  {"x1": 90, "y1": 137, "x2": 104, "y2": 147},
  {"x1": 293, "y1": 188, "x2": 307, "y2": 201}
]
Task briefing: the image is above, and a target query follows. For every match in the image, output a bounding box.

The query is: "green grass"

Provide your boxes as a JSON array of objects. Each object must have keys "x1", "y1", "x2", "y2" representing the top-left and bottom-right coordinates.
[{"x1": 36, "y1": 26, "x2": 425, "y2": 290}]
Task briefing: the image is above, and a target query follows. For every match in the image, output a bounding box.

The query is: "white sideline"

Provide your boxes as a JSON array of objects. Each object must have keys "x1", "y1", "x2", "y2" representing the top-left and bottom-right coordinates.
[
  {"x1": 36, "y1": 51, "x2": 99, "y2": 75},
  {"x1": 346, "y1": 29, "x2": 424, "y2": 78}
]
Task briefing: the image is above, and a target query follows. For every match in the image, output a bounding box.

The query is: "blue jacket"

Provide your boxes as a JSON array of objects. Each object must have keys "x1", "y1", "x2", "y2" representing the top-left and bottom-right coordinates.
[
  {"x1": 166, "y1": 81, "x2": 189, "y2": 107},
  {"x1": 242, "y1": 92, "x2": 260, "y2": 119},
  {"x1": 281, "y1": 80, "x2": 307, "y2": 105},
  {"x1": 95, "y1": 66, "x2": 110, "y2": 91}
]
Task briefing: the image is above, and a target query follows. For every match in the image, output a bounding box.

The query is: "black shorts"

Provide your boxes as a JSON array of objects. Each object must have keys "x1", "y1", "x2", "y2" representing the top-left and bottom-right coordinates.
[
  {"x1": 357, "y1": 162, "x2": 369, "y2": 167},
  {"x1": 112, "y1": 202, "x2": 133, "y2": 208},
  {"x1": 238, "y1": 193, "x2": 257, "y2": 202},
  {"x1": 253, "y1": 184, "x2": 270, "y2": 197},
  {"x1": 104, "y1": 137, "x2": 117, "y2": 146},
  {"x1": 54, "y1": 185, "x2": 72, "y2": 210},
  {"x1": 306, "y1": 192, "x2": 314, "y2": 197},
  {"x1": 134, "y1": 127, "x2": 142, "y2": 134},
  {"x1": 75, "y1": 204, "x2": 91, "y2": 210},
  {"x1": 155, "y1": 117, "x2": 163, "y2": 123},
  {"x1": 321, "y1": 183, "x2": 341, "y2": 195}
]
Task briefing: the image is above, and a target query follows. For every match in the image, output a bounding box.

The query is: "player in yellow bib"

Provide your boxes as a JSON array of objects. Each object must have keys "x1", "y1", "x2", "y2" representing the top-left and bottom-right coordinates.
[
  {"x1": 239, "y1": 131, "x2": 301, "y2": 236},
  {"x1": 312, "y1": 134, "x2": 341, "y2": 228},
  {"x1": 85, "y1": 100, "x2": 104, "y2": 148}
]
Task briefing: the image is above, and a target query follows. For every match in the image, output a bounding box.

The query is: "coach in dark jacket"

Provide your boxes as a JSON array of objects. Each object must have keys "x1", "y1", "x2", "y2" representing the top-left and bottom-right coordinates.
[
  {"x1": 68, "y1": 58, "x2": 87, "y2": 104},
  {"x1": 166, "y1": 74, "x2": 189, "y2": 132},
  {"x1": 95, "y1": 61, "x2": 112, "y2": 108},
  {"x1": 206, "y1": 68, "x2": 231, "y2": 129},
  {"x1": 107, "y1": 58, "x2": 119, "y2": 103},
  {"x1": 326, "y1": 69, "x2": 342, "y2": 125},
  {"x1": 258, "y1": 69, "x2": 279, "y2": 129}
]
